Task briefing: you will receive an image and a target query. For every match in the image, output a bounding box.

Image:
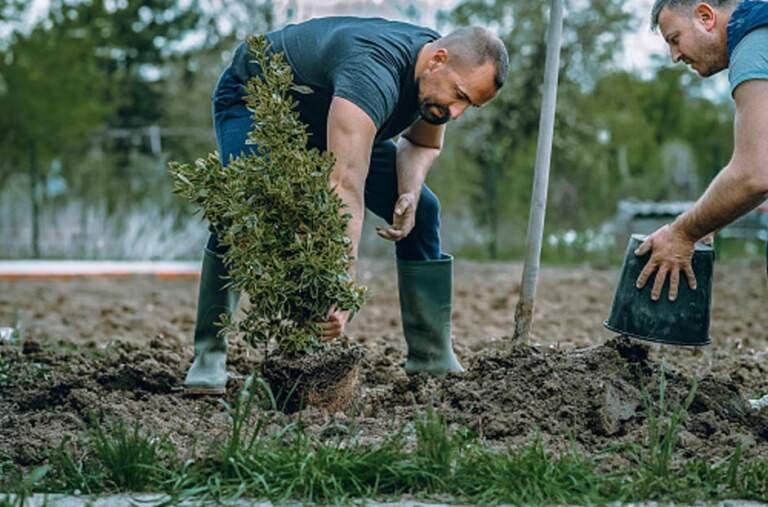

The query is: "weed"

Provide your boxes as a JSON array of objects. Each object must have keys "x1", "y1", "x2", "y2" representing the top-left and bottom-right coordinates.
[
  {"x1": 643, "y1": 363, "x2": 698, "y2": 476},
  {"x1": 453, "y1": 436, "x2": 608, "y2": 504},
  {"x1": 411, "y1": 405, "x2": 469, "y2": 492},
  {"x1": 48, "y1": 421, "x2": 174, "y2": 493},
  {"x1": 218, "y1": 375, "x2": 275, "y2": 466},
  {"x1": 91, "y1": 420, "x2": 173, "y2": 491},
  {"x1": 0, "y1": 465, "x2": 49, "y2": 507}
]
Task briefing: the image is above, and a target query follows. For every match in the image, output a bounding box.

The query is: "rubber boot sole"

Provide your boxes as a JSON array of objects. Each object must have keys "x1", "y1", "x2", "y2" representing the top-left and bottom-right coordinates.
[{"x1": 183, "y1": 385, "x2": 227, "y2": 396}]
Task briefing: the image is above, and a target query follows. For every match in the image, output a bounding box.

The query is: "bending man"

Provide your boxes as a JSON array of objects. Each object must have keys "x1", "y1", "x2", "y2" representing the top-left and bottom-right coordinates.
[
  {"x1": 184, "y1": 16, "x2": 509, "y2": 395},
  {"x1": 638, "y1": 0, "x2": 768, "y2": 409}
]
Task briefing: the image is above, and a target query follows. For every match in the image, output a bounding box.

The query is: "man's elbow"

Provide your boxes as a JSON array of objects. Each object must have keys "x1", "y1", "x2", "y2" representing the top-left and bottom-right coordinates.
[
  {"x1": 739, "y1": 163, "x2": 768, "y2": 197},
  {"x1": 402, "y1": 133, "x2": 443, "y2": 152}
]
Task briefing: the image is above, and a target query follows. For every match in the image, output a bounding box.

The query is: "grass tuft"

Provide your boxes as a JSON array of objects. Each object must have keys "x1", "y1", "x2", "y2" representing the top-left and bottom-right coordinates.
[{"x1": 49, "y1": 421, "x2": 175, "y2": 493}]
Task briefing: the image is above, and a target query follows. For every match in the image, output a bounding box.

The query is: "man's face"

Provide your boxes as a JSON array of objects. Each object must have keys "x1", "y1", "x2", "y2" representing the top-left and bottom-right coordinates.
[
  {"x1": 658, "y1": 4, "x2": 728, "y2": 77},
  {"x1": 416, "y1": 50, "x2": 498, "y2": 125}
]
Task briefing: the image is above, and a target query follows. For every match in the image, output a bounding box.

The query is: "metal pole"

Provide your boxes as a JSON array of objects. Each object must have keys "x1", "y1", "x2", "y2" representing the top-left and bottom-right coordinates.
[{"x1": 512, "y1": 0, "x2": 564, "y2": 343}]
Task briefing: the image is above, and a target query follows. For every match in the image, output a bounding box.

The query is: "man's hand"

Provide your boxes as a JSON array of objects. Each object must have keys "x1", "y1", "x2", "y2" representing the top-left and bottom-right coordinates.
[
  {"x1": 634, "y1": 223, "x2": 698, "y2": 302},
  {"x1": 314, "y1": 309, "x2": 350, "y2": 341},
  {"x1": 376, "y1": 192, "x2": 418, "y2": 242}
]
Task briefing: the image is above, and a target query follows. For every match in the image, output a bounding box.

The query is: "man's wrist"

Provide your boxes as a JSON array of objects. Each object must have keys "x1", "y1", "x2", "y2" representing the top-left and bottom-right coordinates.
[
  {"x1": 669, "y1": 218, "x2": 700, "y2": 244},
  {"x1": 398, "y1": 189, "x2": 420, "y2": 200}
]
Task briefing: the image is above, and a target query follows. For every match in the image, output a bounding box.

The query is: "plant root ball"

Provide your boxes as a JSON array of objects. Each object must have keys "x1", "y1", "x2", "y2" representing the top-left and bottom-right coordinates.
[{"x1": 263, "y1": 343, "x2": 363, "y2": 414}]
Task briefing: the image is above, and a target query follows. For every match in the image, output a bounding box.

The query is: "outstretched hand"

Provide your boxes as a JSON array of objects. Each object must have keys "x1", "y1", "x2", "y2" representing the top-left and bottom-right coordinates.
[
  {"x1": 376, "y1": 192, "x2": 418, "y2": 242},
  {"x1": 634, "y1": 223, "x2": 698, "y2": 301}
]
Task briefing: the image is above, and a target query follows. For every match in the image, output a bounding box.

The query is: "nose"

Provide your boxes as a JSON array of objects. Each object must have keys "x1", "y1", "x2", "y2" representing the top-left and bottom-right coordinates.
[
  {"x1": 449, "y1": 103, "x2": 469, "y2": 120},
  {"x1": 671, "y1": 49, "x2": 683, "y2": 64}
]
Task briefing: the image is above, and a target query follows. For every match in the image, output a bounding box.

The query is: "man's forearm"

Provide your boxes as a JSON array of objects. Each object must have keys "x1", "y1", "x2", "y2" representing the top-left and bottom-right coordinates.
[
  {"x1": 396, "y1": 137, "x2": 441, "y2": 197},
  {"x1": 329, "y1": 179, "x2": 365, "y2": 277},
  {"x1": 674, "y1": 163, "x2": 768, "y2": 241}
]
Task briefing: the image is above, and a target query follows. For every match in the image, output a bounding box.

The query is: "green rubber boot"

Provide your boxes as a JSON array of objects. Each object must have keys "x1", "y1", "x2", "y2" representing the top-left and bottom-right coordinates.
[
  {"x1": 397, "y1": 254, "x2": 464, "y2": 376},
  {"x1": 183, "y1": 248, "x2": 240, "y2": 395}
]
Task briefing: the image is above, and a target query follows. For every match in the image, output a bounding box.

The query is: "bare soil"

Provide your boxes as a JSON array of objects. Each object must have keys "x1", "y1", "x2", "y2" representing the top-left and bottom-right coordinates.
[{"x1": 1, "y1": 258, "x2": 767, "y2": 469}]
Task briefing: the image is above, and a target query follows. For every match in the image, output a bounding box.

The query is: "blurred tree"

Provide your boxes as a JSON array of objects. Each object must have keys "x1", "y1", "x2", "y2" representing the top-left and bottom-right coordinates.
[
  {"x1": 0, "y1": 14, "x2": 112, "y2": 256},
  {"x1": 433, "y1": 0, "x2": 631, "y2": 258},
  {"x1": 430, "y1": 1, "x2": 733, "y2": 260},
  {"x1": 0, "y1": 0, "x2": 25, "y2": 26}
]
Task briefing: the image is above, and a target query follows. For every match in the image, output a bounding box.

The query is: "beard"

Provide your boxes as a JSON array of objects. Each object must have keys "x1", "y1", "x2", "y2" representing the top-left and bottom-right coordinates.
[
  {"x1": 415, "y1": 77, "x2": 451, "y2": 125},
  {"x1": 689, "y1": 32, "x2": 728, "y2": 77},
  {"x1": 418, "y1": 100, "x2": 451, "y2": 125}
]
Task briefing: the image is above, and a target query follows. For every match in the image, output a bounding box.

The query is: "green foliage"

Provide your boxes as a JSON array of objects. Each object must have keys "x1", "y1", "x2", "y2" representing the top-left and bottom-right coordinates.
[
  {"x1": 432, "y1": 0, "x2": 633, "y2": 258},
  {"x1": 0, "y1": 0, "x2": 26, "y2": 26},
  {"x1": 0, "y1": 7, "x2": 112, "y2": 175},
  {"x1": 640, "y1": 364, "x2": 698, "y2": 478},
  {"x1": 429, "y1": 0, "x2": 735, "y2": 260},
  {"x1": 170, "y1": 36, "x2": 365, "y2": 354},
  {"x1": 49, "y1": 421, "x2": 174, "y2": 493}
]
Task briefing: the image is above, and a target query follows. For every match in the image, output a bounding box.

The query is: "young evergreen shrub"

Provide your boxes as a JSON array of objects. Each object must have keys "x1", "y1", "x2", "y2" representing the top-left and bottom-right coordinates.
[{"x1": 169, "y1": 35, "x2": 366, "y2": 354}]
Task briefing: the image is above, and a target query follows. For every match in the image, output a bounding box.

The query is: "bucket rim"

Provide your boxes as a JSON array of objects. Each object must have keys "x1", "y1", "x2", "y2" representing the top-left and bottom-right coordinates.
[{"x1": 603, "y1": 320, "x2": 711, "y2": 347}]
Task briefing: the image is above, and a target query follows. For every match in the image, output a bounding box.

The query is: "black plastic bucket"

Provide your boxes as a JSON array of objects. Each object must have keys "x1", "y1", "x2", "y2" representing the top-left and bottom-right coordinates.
[{"x1": 604, "y1": 234, "x2": 714, "y2": 346}]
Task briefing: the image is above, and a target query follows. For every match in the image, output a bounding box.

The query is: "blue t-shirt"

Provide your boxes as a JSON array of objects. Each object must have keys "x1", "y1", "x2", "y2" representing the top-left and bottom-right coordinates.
[
  {"x1": 729, "y1": 25, "x2": 768, "y2": 95},
  {"x1": 229, "y1": 17, "x2": 440, "y2": 147}
]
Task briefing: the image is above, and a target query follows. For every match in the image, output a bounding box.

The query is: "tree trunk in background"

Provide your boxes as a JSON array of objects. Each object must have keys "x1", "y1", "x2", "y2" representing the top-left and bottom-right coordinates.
[
  {"x1": 80, "y1": 201, "x2": 88, "y2": 257},
  {"x1": 483, "y1": 161, "x2": 500, "y2": 260},
  {"x1": 29, "y1": 143, "x2": 40, "y2": 259},
  {"x1": 617, "y1": 145, "x2": 630, "y2": 187}
]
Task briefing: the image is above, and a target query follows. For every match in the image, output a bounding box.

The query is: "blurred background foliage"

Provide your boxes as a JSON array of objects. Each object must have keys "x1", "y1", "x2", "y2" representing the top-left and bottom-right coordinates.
[{"x1": 0, "y1": 0, "x2": 742, "y2": 261}]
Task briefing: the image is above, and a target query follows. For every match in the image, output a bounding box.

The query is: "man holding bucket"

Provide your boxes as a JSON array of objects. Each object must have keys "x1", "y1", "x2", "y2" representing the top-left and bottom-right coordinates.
[{"x1": 638, "y1": 0, "x2": 768, "y2": 409}]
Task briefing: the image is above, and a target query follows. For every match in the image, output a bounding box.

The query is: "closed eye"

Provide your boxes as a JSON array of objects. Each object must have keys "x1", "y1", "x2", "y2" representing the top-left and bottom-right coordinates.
[{"x1": 456, "y1": 88, "x2": 476, "y2": 107}]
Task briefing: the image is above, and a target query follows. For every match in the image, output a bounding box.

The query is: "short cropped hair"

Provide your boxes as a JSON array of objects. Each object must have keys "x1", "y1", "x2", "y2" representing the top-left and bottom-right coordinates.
[
  {"x1": 437, "y1": 27, "x2": 509, "y2": 90},
  {"x1": 650, "y1": 0, "x2": 737, "y2": 31}
]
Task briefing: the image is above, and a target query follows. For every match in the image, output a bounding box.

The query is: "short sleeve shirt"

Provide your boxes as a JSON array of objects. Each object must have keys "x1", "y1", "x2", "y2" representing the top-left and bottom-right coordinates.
[
  {"x1": 729, "y1": 25, "x2": 768, "y2": 96},
  {"x1": 229, "y1": 17, "x2": 440, "y2": 148}
]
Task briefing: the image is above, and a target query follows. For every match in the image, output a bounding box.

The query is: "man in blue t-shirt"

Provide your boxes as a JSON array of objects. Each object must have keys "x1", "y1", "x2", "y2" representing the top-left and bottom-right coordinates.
[
  {"x1": 638, "y1": 0, "x2": 768, "y2": 410},
  {"x1": 184, "y1": 17, "x2": 509, "y2": 395}
]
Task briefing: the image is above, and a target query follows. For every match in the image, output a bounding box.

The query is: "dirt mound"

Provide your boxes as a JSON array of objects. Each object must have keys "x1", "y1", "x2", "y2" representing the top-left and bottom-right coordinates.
[
  {"x1": 2, "y1": 334, "x2": 766, "y2": 470},
  {"x1": 2, "y1": 260, "x2": 767, "y2": 471},
  {"x1": 377, "y1": 337, "x2": 767, "y2": 460}
]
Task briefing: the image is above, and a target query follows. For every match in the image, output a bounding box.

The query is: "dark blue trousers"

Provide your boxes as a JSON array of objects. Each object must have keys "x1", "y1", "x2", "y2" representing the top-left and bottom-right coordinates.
[{"x1": 207, "y1": 68, "x2": 442, "y2": 261}]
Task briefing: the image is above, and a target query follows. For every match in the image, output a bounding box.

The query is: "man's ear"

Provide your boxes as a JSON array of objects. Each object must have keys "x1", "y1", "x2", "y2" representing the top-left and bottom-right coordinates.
[
  {"x1": 694, "y1": 2, "x2": 717, "y2": 31},
  {"x1": 428, "y1": 48, "x2": 449, "y2": 70}
]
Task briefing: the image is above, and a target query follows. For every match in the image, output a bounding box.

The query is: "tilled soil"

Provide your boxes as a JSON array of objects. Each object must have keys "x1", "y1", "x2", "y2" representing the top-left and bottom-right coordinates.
[{"x1": 1, "y1": 258, "x2": 767, "y2": 469}]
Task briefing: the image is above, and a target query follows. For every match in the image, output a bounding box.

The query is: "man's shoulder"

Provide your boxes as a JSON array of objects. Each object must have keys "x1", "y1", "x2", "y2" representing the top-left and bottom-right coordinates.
[{"x1": 729, "y1": 26, "x2": 768, "y2": 96}]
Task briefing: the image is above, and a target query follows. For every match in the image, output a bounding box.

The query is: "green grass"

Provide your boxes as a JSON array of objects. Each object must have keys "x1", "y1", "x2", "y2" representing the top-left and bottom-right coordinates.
[
  {"x1": 47, "y1": 421, "x2": 176, "y2": 494},
  {"x1": 3, "y1": 370, "x2": 767, "y2": 504}
]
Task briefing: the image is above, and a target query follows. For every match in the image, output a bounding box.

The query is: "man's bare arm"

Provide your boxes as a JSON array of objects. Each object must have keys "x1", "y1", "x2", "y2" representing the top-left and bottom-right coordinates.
[
  {"x1": 673, "y1": 80, "x2": 768, "y2": 240},
  {"x1": 327, "y1": 97, "x2": 377, "y2": 269},
  {"x1": 377, "y1": 120, "x2": 445, "y2": 241},
  {"x1": 397, "y1": 119, "x2": 445, "y2": 195},
  {"x1": 635, "y1": 80, "x2": 768, "y2": 300}
]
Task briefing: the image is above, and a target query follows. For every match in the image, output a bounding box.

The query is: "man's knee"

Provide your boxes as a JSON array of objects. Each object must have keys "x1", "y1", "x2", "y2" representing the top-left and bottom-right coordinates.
[{"x1": 414, "y1": 190, "x2": 441, "y2": 231}]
